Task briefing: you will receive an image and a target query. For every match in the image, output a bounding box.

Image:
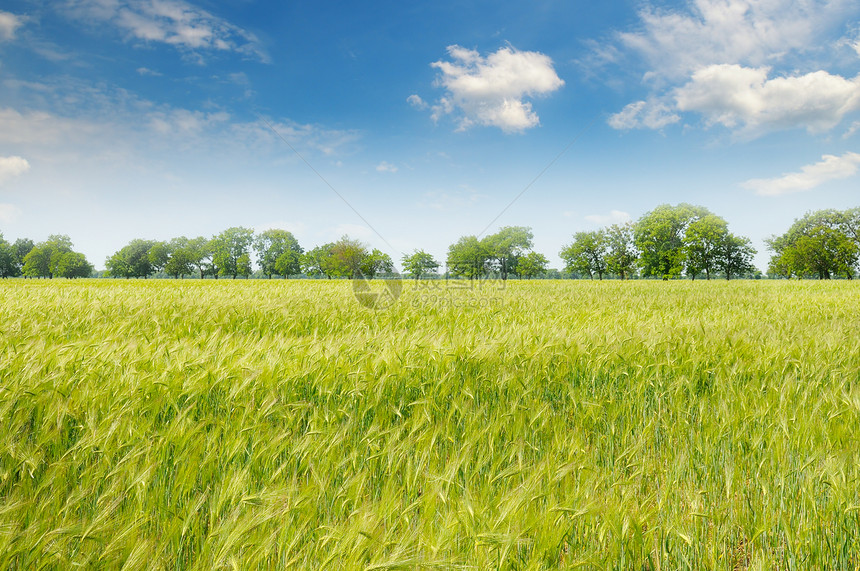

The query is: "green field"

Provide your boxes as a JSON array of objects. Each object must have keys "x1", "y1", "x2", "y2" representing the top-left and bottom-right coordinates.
[{"x1": 1, "y1": 279, "x2": 859, "y2": 569}]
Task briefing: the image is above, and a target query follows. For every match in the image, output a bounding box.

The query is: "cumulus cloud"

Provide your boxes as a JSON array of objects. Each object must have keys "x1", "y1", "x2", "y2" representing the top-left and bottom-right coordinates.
[
  {"x1": 741, "y1": 151, "x2": 860, "y2": 195},
  {"x1": 674, "y1": 65, "x2": 860, "y2": 133},
  {"x1": 602, "y1": 0, "x2": 860, "y2": 135},
  {"x1": 617, "y1": 0, "x2": 851, "y2": 80},
  {"x1": 585, "y1": 210, "x2": 631, "y2": 225},
  {"x1": 375, "y1": 161, "x2": 397, "y2": 173},
  {"x1": 422, "y1": 44, "x2": 564, "y2": 132},
  {"x1": 608, "y1": 100, "x2": 680, "y2": 130},
  {"x1": 0, "y1": 156, "x2": 30, "y2": 184},
  {"x1": 0, "y1": 11, "x2": 23, "y2": 41},
  {"x1": 65, "y1": 0, "x2": 267, "y2": 61}
]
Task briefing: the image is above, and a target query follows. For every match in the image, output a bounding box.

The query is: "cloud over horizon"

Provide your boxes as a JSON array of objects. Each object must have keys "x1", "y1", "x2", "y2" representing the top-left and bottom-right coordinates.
[{"x1": 741, "y1": 151, "x2": 860, "y2": 196}]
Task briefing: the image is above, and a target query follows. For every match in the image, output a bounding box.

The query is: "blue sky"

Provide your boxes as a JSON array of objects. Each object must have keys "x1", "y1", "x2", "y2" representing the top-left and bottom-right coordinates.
[{"x1": 1, "y1": 0, "x2": 859, "y2": 272}]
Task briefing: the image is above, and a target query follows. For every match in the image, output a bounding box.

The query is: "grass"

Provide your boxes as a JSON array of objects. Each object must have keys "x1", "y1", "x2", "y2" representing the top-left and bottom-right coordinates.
[{"x1": 0, "y1": 278, "x2": 859, "y2": 569}]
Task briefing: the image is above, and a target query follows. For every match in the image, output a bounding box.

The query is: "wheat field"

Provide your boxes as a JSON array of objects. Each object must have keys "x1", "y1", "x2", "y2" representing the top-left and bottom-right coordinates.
[{"x1": 1, "y1": 279, "x2": 858, "y2": 569}]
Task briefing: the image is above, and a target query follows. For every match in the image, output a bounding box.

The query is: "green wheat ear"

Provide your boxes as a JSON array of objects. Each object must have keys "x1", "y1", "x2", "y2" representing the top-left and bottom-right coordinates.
[{"x1": 0, "y1": 278, "x2": 858, "y2": 569}]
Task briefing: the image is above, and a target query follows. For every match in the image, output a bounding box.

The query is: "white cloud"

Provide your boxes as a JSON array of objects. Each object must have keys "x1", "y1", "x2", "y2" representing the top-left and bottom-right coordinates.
[
  {"x1": 675, "y1": 65, "x2": 860, "y2": 133},
  {"x1": 741, "y1": 151, "x2": 860, "y2": 195},
  {"x1": 585, "y1": 210, "x2": 631, "y2": 225},
  {"x1": 603, "y1": 0, "x2": 860, "y2": 136},
  {"x1": 136, "y1": 67, "x2": 162, "y2": 76},
  {"x1": 608, "y1": 100, "x2": 680, "y2": 130},
  {"x1": 0, "y1": 156, "x2": 30, "y2": 184},
  {"x1": 0, "y1": 11, "x2": 23, "y2": 42},
  {"x1": 232, "y1": 117, "x2": 361, "y2": 157},
  {"x1": 0, "y1": 203, "x2": 22, "y2": 223},
  {"x1": 617, "y1": 0, "x2": 853, "y2": 80},
  {"x1": 148, "y1": 109, "x2": 230, "y2": 135},
  {"x1": 844, "y1": 121, "x2": 860, "y2": 138},
  {"x1": 425, "y1": 44, "x2": 564, "y2": 132},
  {"x1": 66, "y1": 0, "x2": 267, "y2": 61},
  {"x1": 407, "y1": 94, "x2": 427, "y2": 109},
  {"x1": 0, "y1": 107, "x2": 110, "y2": 146},
  {"x1": 375, "y1": 161, "x2": 397, "y2": 173}
]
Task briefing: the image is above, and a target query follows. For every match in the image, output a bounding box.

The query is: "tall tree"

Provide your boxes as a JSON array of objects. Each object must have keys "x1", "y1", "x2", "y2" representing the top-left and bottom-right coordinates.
[
  {"x1": 148, "y1": 242, "x2": 170, "y2": 275},
  {"x1": 12, "y1": 238, "x2": 34, "y2": 277},
  {"x1": 0, "y1": 234, "x2": 17, "y2": 278},
  {"x1": 185, "y1": 237, "x2": 211, "y2": 279},
  {"x1": 360, "y1": 248, "x2": 393, "y2": 278},
  {"x1": 767, "y1": 210, "x2": 859, "y2": 279},
  {"x1": 447, "y1": 235, "x2": 490, "y2": 280},
  {"x1": 22, "y1": 235, "x2": 90, "y2": 279},
  {"x1": 329, "y1": 236, "x2": 368, "y2": 278},
  {"x1": 560, "y1": 230, "x2": 608, "y2": 280},
  {"x1": 634, "y1": 203, "x2": 711, "y2": 279},
  {"x1": 719, "y1": 234, "x2": 757, "y2": 280},
  {"x1": 163, "y1": 237, "x2": 194, "y2": 278},
  {"x1": 106, "y1": 239, "x2": 157, "y2": 278},
  {"x1": 55, "y1": 252, "x2": 93, "y2": 278},
  {"x1": 516, "y1": 251, "x2": 549, "y2": 278},
  {"x1": 684, "y1": 214, "x2": 729, "y2": 280},
  {"x1": 401, "y1": 250, "x2": 439, "y2": 280},
  {"x1": 302, "y1": 243, "x2": 336, "y2": 278},
  {"x1": 23, "y1": 235, "x2": 76, "y2": 279},
  {"x1": 483, "y1": 226, "x2": 534, "y2": 280},
  {"x1": 210, "y1": 227, "x2": 255, "y2": 279},
  {"x1": 604, "y1": 222, "x2": 638, "y2": 280},
  {"x1": 255, "y1": 229, "x2": 303, "y2": 278}
]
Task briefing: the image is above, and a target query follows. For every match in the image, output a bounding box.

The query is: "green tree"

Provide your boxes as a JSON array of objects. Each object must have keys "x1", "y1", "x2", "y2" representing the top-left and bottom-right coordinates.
[
  {"x1": 0, "y1": 234, "x2": 16, "y2": 278},
  {"x1": 560, "y1": 230, "x2": 608, "y2": 280},
  {"x1": 148, "y1": 242, "x2": 170, "y2": 275},
  {"x1": 164, "y1": 237, "x2": 194, "y2": 278},
  {"x1": 329, "y1": 236, "x2": 367, "y2": 279},
  {"x1": 401, "y1": 250, "x2": 439, "y2": 280},
  {"x1": 516, "y1": 251, "x2": 549, "y2": 278},
  {"x1": 23, "y1": 235, "x2": 75, "y2": 279},
  {"x1": 106, "y1": 239, "x2": 157, "y2": 278},
  {"x1": 255, "y1": 229, "x2": 303, "y2": 278},
  {"x1": 447, "y1": 236, "x2": 491, "y2": 280},
  {"x1": 483, "y1": 226, "x2": 534, "y2": 280},
  {"x1": 184, "y1": 237, "x2": 211, "y2": 279},
  {"x1": 55, "y1": 251, "x2": 93, "y2": 278},
  {"x1": 210, "y1": 227, "x2": 255, "y2": 279},
  {"x1": 635, "y1": 203, "x2": 711, "y2": 279},
  {"x1": 767, "y1": 210, "x2": 859, "y2": 279},
  {"x1": 361, "y1": 248, "x2": 394, "y2": 278},
  {"x1": 719, "y1": 234, "x2": 757, "y2": 280},
  {"x1": 605, "y1": 222, "x2": 638, "y2": 280},
  {"x1": 22, "y1": 235, "x2": 90, "y2": 279},
  {"x1": 302, "y1": 243, "x2": 336, "y2": 278},
  {"x1": 684, "y1": 214, "x2": 729, "y2": 280}
]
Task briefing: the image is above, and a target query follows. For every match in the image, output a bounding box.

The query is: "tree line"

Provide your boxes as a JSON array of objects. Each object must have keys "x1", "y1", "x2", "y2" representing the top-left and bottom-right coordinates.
[
  {"x1": 0, "y1": 234, "x2": 93, "y2": 279},
  {"x1": 2, "y1": 204, "x2": 859, "y2": 280}
]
